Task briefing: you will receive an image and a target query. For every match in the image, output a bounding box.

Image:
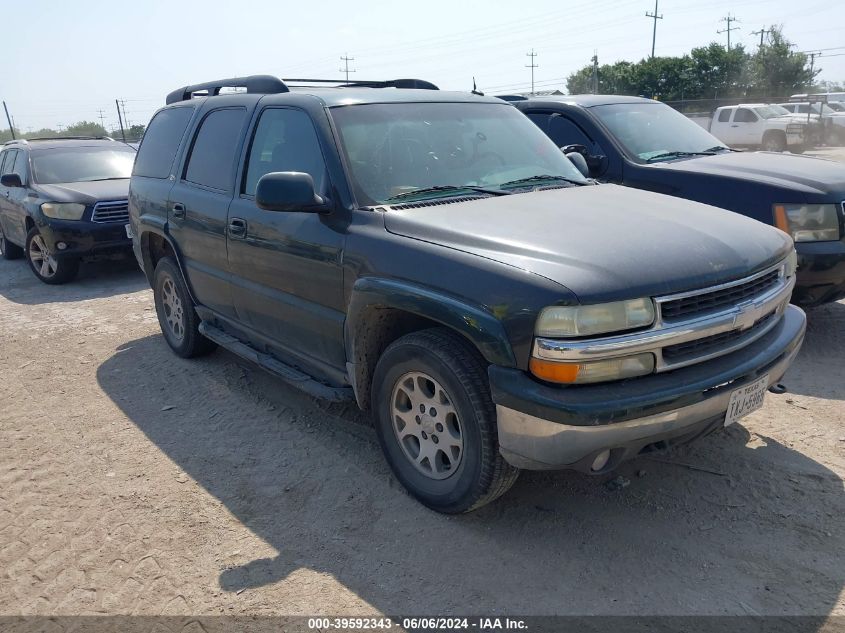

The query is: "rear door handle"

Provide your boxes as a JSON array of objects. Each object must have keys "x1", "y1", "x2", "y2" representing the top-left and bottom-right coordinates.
[
  {"x1": 730, "y1": 124, "x2": 739, "y2": 127},
  {"x1": 228, "y1": 217, "x2": 247, "y2": 238},
  {"x1": 171, "y1": 202, "x2": 186, "y2": 218}
]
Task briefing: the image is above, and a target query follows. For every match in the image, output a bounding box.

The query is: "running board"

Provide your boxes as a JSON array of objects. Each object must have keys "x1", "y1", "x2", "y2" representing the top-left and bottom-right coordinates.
[{"x1": 198, "y1": 322, "x2": 353, "y2": 402}]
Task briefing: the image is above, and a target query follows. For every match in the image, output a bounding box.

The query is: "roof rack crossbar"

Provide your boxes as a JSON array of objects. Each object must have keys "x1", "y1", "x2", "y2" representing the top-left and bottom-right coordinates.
[
  {"x1": 282, "y1": 78, "x2": 439, "y2": 90},
  {"x1": 166, "y1": 75, "x2": 289, "y2": 104}
]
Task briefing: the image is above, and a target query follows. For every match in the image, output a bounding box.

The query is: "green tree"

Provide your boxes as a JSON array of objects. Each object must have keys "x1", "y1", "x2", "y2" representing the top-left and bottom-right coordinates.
[
  {"x1": 748, "y1": 26, "x2": 818, "y2": 97},
  {"x1": 63, "y1": 120, "x2": 108, "y2": 137}
]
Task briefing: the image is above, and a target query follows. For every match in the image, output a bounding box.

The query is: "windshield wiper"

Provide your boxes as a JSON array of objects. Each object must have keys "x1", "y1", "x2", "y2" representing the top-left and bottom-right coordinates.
[
  {"x1": 702, "y1": 145, "x2": 740, "y2": 153},
  {"x1": 385, "y1": 185, "x2": 510, "y2": 202},
  {"x1": 645, "y1": 151, "x2": 719, "y2": 162},
  {"x1": 499, "y1": 174, "x2": 587, "y2": 188},
  {"x1": 86, "y1": 177, "x2": 129, "y2": 181}
]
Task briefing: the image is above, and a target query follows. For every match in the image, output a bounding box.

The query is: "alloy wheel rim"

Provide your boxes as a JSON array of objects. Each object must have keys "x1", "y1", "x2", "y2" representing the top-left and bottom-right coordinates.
[
  {"x1": 390, "y1": 371, "x2": 464, "y2": 480},
  {"x1": 161, "y1": 276, "x2": 186, "y2": 341},
  {"x1": 29, "y1": 235, "x2": 57, "y2": 278}
]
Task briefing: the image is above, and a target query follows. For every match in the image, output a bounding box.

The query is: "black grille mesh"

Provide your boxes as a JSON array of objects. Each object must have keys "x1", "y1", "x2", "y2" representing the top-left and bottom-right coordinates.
[
  {"x1": 662, "y1": 311, "x2": 777, "y2": 361},
  {"x1": 661, "y1": 270, "x2": 780, "y2": 321}
]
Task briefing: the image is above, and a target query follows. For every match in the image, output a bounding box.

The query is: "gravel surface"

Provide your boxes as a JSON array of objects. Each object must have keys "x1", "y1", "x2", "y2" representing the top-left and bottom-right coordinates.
[{"x1": 0, "y1": 252, "x2": 843, "y2": 618}]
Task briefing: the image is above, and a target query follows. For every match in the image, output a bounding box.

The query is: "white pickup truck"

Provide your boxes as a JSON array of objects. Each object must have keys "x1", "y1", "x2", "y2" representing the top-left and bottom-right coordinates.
[{"x1": 692, "y1": 104, "x2": 808, "y2": 152}]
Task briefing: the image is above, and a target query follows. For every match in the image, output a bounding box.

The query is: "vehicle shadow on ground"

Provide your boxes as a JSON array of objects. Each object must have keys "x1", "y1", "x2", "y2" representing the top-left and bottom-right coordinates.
[
  {"x1": 783, "y1": 300, "x2": 845, "y2": 400},
  {"x1": 0, "y1": 257, "x2": 146, "y2": 305},
  {"x1": 97, "y1": 334, "x2": 844, "y2": 617}
]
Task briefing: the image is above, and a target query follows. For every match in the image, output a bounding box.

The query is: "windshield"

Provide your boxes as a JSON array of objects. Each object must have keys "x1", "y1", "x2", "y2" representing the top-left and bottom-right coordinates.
[
  {"x1": 827, "y1": 102, "x2": 845, "y2": 112},
  {"x1": 31, "y1": 146, "x2": 136, "y2": 184},
  {"x1": 329, "y1": 102, "x2": 587, "y2": 205},
  {"x1": 756, "y1": 105, "x2": 790, "y2": 118},
  {"x1": 590, "y1": 102, "x2": 725, "y2": 162}
]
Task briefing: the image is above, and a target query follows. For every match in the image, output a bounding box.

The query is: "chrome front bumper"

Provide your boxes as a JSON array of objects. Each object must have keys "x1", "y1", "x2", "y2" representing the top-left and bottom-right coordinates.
[{"x1": 496, "y1": 305, "x2": 806, "y2": 471}]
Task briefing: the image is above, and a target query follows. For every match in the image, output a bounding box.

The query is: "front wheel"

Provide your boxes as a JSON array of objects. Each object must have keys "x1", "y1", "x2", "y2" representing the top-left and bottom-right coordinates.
[
  {"x1": 761, "y1": 132, "x2": 786, "y2": 152},
  {"x1": 153, "y1": 256, "x2": 217, "y2": 358},
  {"x1": 371, "y1": 328, "x2": 519, "y2": 513},
  {"x1": 25, "y1": 227, "x2": 79, "y2": 284}
]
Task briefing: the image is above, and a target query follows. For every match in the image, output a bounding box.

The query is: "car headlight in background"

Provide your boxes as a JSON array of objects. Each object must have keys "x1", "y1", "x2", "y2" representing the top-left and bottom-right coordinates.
[
  {"x1": 535, "y1": 298, "x2": 655, "y2": 338},
  {"x1": 40, "y1": 202, "x2": 86, "y2": 220},
  {"x1": 774, "y1": 204, "x2": 840, "y2": 242}
]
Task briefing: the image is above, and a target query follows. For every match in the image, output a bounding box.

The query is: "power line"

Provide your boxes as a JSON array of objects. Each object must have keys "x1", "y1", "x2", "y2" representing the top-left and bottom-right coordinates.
[
  {"x1": 717, "y1": 13, "x2": 740, "y2": 50},
  {"x1": 645, "y1": 0, "x2": 663, "y2": 58},
  {"x1": 525, "y1": 49, "x2": 538, "y2": 94},
  {"x1": 750, "y1": 26, "x2": 772, "y2": 47},
  {"x1": 339, "y1": 54, "x2": 356, "y2": 84}
]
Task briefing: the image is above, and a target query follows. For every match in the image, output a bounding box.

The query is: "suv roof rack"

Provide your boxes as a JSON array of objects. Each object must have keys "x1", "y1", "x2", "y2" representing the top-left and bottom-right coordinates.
[
  {"x1": 283, "y1": 78, "x2": 439, "y2": 90},
  {"x1": 165, "y1": 75, "x2": 439, "y2": 104},
  {"x1": 166, "y1": 75, "x2": 290, "y2": 104}
]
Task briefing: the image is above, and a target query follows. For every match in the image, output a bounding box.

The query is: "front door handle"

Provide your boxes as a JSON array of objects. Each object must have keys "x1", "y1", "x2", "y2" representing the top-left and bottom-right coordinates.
[
  {"x1": 171, "y1": 202, "x2": 186, "y2": 218},
  {"x1": 229, "y1": 217, "x2": 247, "y2": 237}
]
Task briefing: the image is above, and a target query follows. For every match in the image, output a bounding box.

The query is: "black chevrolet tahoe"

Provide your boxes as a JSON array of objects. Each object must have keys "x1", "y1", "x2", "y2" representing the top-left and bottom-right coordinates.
[
  {"x1": 129, "y1": 75, "x2": 806, "y2": 513},
  {"x1": 504, "y1": 94, "x2": 845, "y2": 307},
  {"x1": 0, "y1": 137, "x2": 136, "y2": 284}
]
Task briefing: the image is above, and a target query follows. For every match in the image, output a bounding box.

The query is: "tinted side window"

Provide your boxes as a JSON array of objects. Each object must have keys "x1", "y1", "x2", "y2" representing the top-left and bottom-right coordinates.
[
  {"x1": 0, "y1": 150, "x2": 12, "y2": 175},
  {"x1": 734, "y1": 108, "x2": 757, "y2": 123},
  {"x1": 718, "y1": 109, "x2": 732, "y2": 122},
  {"x1": 525, "y1": 113, "x2": 551, "y2": 133},
  {"x1": 11, "y1": 150, "x2": 28, "y2": 179},
  {"x1": 243, "y1": 108, "x2": 327, "y2": 196},
  {"x1": 134, "y1": 107, "x2": 194, "y2": 179},
  {"x1": 797, "y1": 105, "x2": 809, "y2": 114},
  {"x1": 184, "y1": 108, "x2": 247, "y2": 191},
  {"x1": 544, "y1": 114, "x2": 606, "y2": 157}
]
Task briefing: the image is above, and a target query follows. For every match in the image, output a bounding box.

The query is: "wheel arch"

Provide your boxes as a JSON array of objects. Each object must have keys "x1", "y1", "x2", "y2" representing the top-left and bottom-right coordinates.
[
  {"x1": 345, "y1": 277, "x2": 517, "y2": 411},
  {"x1": 138, "y1": 227, "x2": 198, "y2": 304}
]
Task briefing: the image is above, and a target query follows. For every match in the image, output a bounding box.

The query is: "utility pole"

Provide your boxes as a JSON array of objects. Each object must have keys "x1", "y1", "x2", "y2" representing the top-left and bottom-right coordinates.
[
  {"x1": 718, "y1": 13, "x2": 740, "y2": 51},
  {"x1": 119, "y1": 100, "x2": 130, "y2": 129},
  {"x1": 751, "y1": 26, "x2": 772, "y2": 47},
  {"x1": 97, "y1": 109, "x2": 107, "y2": 131},
  {"x1": 115, "y1": 99, "x2": 126, "y2": 142},
  {"x1": 807, "y1": 51, "x2": 822, "y2": 83},
  {"x1": 591, "y1": 51, "x2": 599, "y2": 94},
  {"x1": 645, "y1": 0, "x2": 663, "y2": 59},
  {"x1": 525, "y1": 49, "x2": 538, "y2": 94},
  {"x1": 339, "y1": 54, "x2": 356, "y2": 84},
  {"x1": 3, "y1": 101, "x2": 15, "y2": 139}
]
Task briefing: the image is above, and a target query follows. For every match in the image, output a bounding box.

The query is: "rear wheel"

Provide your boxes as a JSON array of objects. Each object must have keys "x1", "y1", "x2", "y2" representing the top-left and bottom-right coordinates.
[
  {"x1": 153, "y1": 256, "x2": 216, "y2": 358},
  {"x1": 761, "y1": 131, "x2": 786, "y2": 152},
  {"x1": 25, "y1": 227, "x2": 79, "y2": 284},
  {"x1": 0, "y1": 224, "x2": 23, "y2": 260},
  {"x1": 371, "y1": 328, "x2": 519, "y2": 513}
]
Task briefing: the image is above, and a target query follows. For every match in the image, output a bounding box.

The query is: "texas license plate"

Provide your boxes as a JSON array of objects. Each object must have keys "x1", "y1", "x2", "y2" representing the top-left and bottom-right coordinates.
[{"x1": 725, "y1": 374, "x2": 769, "y2": 426}]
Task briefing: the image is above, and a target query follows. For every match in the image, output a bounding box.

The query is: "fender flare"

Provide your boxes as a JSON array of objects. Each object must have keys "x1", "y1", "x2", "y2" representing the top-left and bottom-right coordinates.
[
  {"x1": 137, "y1": 217, "x2": 199, "y2": 305},
  {"x1": 345, "y1": 277, "x2": 517, "y2": 368}
]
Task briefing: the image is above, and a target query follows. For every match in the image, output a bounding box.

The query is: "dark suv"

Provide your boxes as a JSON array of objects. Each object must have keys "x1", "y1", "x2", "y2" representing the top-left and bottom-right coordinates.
[
  {"x1": 129, "y1": 75, "x2": 805, "y2": 513},
  {"x1": 0, "y1": 137, "x2": 136, "y2": 284}
]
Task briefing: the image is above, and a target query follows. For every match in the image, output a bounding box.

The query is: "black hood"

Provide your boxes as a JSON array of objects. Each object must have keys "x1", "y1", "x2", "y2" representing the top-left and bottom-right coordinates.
[
  {"x1": 384, "y1": 185, "x2": 793, "y2": 304},
  {"x1": 34, "y1": 179, "x2": 130, "y2": 205},
  {"x1": 648, "y1": 151, "x2": 845, "y2": 197}
]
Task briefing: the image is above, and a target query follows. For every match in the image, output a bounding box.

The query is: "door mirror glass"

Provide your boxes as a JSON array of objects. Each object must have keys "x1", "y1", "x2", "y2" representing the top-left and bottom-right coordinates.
[
  {"x1": 1, "y1": 173, "x2": 22, "y2": 188},
  {"x1": 255, "y1": 171, "x2": 329, "y2": 213}
]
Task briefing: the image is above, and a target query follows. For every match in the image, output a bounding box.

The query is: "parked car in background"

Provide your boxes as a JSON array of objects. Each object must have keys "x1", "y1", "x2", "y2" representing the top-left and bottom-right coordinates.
[
  {"x1": 505, "y1": 94, "x2": 845, "y2": 306},
  {"x1": 703, "y1": 104, "x2": 809, "y2": 152},
  {"x1": 129, "y1": 75, "x2": 805, "y2": 513},
  {"x1": 777, "y1": 101, "x2": 845, "y2": 145},
  {"x1": 0, "y1": 137, "x2": 136, "y2": 284}
]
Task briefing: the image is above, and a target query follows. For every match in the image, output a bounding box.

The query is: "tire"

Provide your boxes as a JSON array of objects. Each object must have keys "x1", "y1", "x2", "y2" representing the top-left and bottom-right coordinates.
[
  {"x1": 25, "y1": 227, "x2": 79, "y2": 284},
  {"x1": 761, "y1": 132, "x2": 786, "y2": 152},
  {"x1": 371, "y1": 328, "x2": 520, "y2": 513},
  {"x1": 0, "y1": 224, "x2": 23, "y2": 260},
  {"x1": 789, "y1": 145, "x2": 806, "y2": 154},
  {"x1": 153, "y1": 256, "x2": 217, "y2": 358}
]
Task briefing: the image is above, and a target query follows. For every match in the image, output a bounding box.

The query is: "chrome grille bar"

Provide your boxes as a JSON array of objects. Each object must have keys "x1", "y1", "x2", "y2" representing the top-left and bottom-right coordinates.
[{"x1": 91, "y1": 200, "x2": 129, "y2": 224}]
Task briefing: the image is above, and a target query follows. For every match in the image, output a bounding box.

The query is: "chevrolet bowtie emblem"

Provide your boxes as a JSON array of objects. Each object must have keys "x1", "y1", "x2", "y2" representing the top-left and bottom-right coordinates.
[{"x1": 733, "y1": 302, "x2": 764, "y2": 331}]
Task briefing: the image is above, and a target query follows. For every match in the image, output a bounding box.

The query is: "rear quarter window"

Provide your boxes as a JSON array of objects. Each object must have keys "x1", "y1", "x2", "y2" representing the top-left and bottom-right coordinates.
[
  {"x1": 133, "y1": 107, "x2": 194, "y2": 179},
  {"x1": 183, "y1": 107, "x2": 247, "y2": 191}
]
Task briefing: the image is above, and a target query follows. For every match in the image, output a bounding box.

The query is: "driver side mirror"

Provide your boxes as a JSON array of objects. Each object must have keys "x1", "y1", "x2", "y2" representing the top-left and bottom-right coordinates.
[
  {"x1": 1, "y1": 173, "x2": 22, "y2": 188},
  {"x1": 565, "y1": 152, "x2": 590, "y2": 178},
  {"x1": 560, "y1": 144, "x2": 606, "y2": 176},
  {"x1": 255, "y1": 172, "x2": 330, "y2": 213}
]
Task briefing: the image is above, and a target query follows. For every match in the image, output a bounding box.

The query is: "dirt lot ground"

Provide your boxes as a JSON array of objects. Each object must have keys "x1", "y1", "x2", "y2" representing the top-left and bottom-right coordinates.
[{"x1": 1, "y1": 194, "x2": 844, "y2": 619}]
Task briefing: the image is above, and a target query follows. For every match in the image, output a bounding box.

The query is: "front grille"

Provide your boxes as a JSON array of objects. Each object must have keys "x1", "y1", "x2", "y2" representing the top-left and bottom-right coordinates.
[
  {"x1": 660, "y1": 269, "x2": 780, "y2": 321},
  {"x1": 91, "y1": 200, "x2": 129, "y2": 223},
  {"x1": 662, "y1": 311, "x2": 777, "y2": 361}
]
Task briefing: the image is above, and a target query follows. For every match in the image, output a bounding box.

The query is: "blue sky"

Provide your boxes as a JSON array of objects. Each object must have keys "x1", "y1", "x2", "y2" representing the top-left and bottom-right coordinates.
[{"x1": 4, "y1": 0, "x2": 844, "y2": 132}]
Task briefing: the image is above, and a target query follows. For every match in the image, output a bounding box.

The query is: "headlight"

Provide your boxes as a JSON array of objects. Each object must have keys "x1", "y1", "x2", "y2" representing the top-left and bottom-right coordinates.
[
  {"x1": 41, "y1": 202, "x2": 86, "y2": 220},
  {"x1": 774, "y1": 204, "x2": 840, "y2": 242},
  {"x1": 529, "y1": 353, "x2": 655, "y2": 384},
  {"x1": 535, "y1": 298, "x2": 655, "y2": 338},
  {"x1": 783, "y1": 249, "x2": 798, "y2": 278}
]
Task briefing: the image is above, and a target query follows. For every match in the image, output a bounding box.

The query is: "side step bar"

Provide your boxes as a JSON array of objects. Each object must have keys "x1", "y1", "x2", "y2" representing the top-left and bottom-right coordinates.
[{"x1": 198, "y1": 322, "x2": 354, "y2": 403}]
